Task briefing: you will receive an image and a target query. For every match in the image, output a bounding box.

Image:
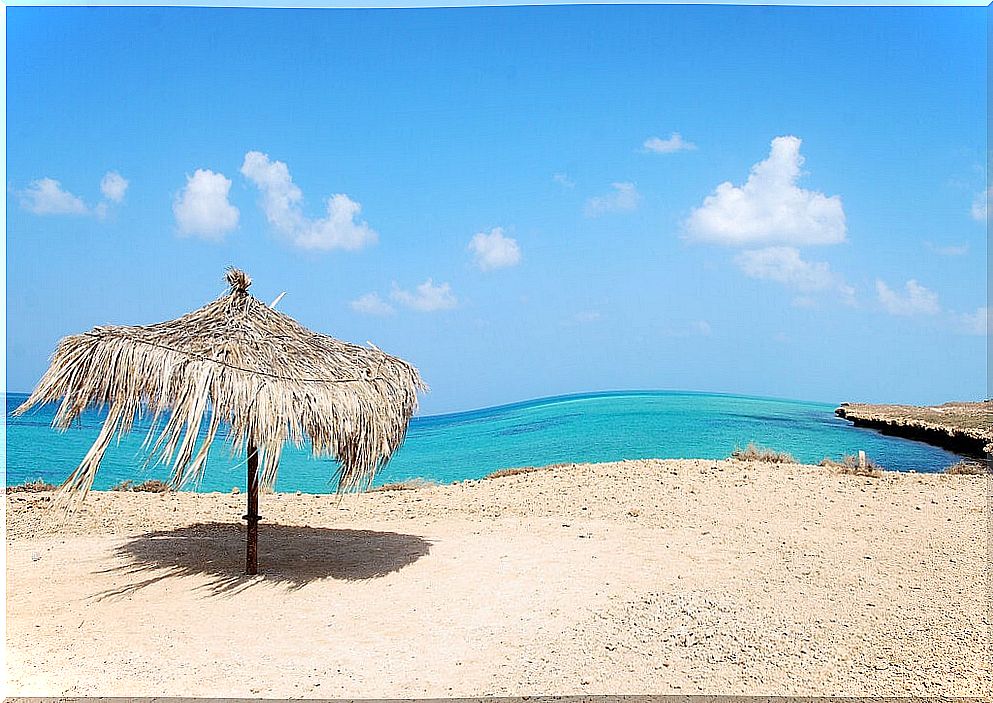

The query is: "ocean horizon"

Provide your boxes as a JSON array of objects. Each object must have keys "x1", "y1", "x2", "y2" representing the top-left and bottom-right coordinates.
[{"x1": 5, "y1": 389, "x2": 963, "y2": 492}]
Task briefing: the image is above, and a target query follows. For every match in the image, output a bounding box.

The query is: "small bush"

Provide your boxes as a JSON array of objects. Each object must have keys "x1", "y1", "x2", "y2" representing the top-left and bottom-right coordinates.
[
  {"x1": 8, "y1": 479, "x2": 57, "y2": 493},
  {"x1": 730, "y1": 442, "x2": 796, "y2": 464},
  {"x1": 819, "y1": 454, "x2": 856, "y2": 469},
  {"x1": 945, "y1": 460, "x2": 987, "y2": 476},
  {"x1": 820, "y1": 454, "x2": 884, "y2": 478},
  {"x1": 112, "y1": 479, "x2": 171, "y2": 493},
  {"x1": 485, "y1": 466, "x2": 549, "y2": 480},
  {"x1": 370, "y1": 478, "x2": 437, "y2": 492}
]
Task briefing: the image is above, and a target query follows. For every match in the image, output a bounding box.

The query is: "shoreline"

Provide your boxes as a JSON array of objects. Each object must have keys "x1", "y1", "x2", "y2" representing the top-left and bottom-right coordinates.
[
  {"x1": 9, "y1": 392, "x2": 968, "y2": 493},
  {"x1": 835, "y1": 401, "x2": 992, "y2": 457},
  {"x1": 6, "y1": 457, "x2": 989, "y2": 697}
]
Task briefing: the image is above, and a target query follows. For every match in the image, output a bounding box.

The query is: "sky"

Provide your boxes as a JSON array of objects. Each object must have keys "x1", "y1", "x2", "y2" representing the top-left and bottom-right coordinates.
[{"x1": 5, "y1": 5, "x2": 988, "y2": 415}]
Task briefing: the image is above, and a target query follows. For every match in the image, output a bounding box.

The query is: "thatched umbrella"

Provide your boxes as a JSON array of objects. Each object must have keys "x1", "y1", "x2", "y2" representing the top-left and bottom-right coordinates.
[{"x1": 14, "y1": 268, "x2": 426, "y2": 574}]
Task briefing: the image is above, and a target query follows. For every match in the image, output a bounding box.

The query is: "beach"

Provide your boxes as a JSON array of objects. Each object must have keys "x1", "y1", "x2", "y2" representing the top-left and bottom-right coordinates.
[{"x1": 6, "y1": 458, "x2": 990, "y2": 697}]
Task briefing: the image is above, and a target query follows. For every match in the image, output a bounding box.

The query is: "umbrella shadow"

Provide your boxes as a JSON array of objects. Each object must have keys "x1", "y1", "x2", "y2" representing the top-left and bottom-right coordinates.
[{"x1": 93, "y1": 522, "x2": 432, "y2": 599}]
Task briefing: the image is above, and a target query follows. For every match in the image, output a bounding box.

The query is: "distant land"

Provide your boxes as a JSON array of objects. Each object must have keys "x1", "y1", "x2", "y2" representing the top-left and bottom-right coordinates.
[{"x1": 835, "y1": 401, "x2": 992, "y2": 457}]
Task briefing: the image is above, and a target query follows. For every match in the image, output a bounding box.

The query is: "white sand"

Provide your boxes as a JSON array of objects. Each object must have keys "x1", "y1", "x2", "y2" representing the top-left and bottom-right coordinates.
[{"x1": 5, "y1": 459, "x2": 990, "y2": 697}]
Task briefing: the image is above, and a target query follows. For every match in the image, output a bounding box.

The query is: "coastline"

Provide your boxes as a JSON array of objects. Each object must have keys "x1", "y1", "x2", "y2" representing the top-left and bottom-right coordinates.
[
  {"x1": 836, "y1": 401, "x2": 992, "y2": 457},
  {"x1": 6, "y1": 457, "x2": 989, "y2": 697},
  {"x1": 8, "y1": 392, "x2": 967, "y2": 492}
]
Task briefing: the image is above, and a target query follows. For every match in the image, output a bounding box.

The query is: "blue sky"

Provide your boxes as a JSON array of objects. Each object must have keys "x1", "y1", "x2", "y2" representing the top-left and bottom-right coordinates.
[{"x1": 6, "y1": 5, "x2": 988, "y2": 414}]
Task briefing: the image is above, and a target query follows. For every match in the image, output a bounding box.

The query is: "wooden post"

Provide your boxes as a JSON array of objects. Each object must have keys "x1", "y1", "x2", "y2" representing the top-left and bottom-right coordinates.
[{"x1": 244, "y1": 442, "x2": 261, "y2": 575}]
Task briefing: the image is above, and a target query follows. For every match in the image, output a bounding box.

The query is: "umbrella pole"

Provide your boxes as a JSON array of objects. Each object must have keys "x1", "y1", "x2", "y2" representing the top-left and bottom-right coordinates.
[{"x1": 245, "y1": 442, "x2": 261, "y2": 575}]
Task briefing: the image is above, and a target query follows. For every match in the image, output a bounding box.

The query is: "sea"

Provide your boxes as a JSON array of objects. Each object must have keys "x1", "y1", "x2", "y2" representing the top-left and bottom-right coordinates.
[{"x1": 4, "y1": 390, "x2": 962, "y2": 492}]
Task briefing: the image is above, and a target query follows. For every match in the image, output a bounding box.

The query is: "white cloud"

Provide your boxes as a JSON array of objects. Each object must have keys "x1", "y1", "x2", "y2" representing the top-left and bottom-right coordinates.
[
  {"x1": 20, "y1": 172, "x2": 130, "y2": 218},
  {"x1": 173, "y1": 169, "x2": 240, "y2": 239},
  {"x1": 296, "y1": 194, "x2": 378, "y2": 251},
  {"x1": 350, "y1": 292, "x2": 395, "y2": 316},
  {"x1": 584, "y1": 182, "x2": 641, "y2": 218},
  {"x1": 685, "y1": 135, "x2": 846, "y2": 247},
  {"x1": 240, "y1": 151, "x2": 301, "y2": 232},
  {"x1": 468, "y1": 227, "x2": 521, "y2": 271},
  {"x1": 925, "y1": 241, "x2": 969, "y2": 256},
  {"x1": 100, "y1": 171, "x2": 128, "y2": 203},
  {"x1": 19, "y1": 178, "x2": 88, "y2": 215},
  {"x1": 955, "y1": 306, "x2": 988, "y2": 336},
  {"x1": 954, "y1": 307, "x2": 990, "y2": 337},
  {"x1": 643, "y1": 132, "x2": 696, "y2": 154},
  {"x1": 553, "y1": 173, "x2": 575, "y2": 188},
  {"x1": 573, "y1": 310, "x2": 602, "y2": 323},
  {"x1": 660, "y1": 319, "x2": 713, "y2": 337},
  {"x1": 691, "y1": 320, "x2": 712, "y2": 336},
  {"x1": 971, "y1": 187, "x2": 990, "y2": 222},
  {"x1": 240, "y1": 151, "x2": 377, "y2": 251},
  {"x1": 876, "y1": 279, "x2": 940, "y2": 316},
  {"x1": 391, "y1": 278, "x2": 457, "y2": 312},
  {"x1": 735, "y1": 246, "x2": 854, "y2": 302}
]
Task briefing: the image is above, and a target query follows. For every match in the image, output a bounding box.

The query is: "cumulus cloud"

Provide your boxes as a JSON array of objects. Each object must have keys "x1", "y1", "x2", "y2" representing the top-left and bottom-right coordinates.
[
  {"x1": 468, "y1": 227, "x2": 521, "y2": 271},
  {"x1": 350, "y1": 292, "x2": 395, "y2": 316},
  {"x1": 20, "y1": 170, "x2": 131, "y2": 219},
  {"x1": 971, "y1": 187, "x2": 990, "y2": 222},
  {"x1": 685, "y1": 136, "x2": 846, "y2": 247},
  {"x1": 295, "y1": 194, "x2": 377, "y2": 251},
  {"x1": 735, "y1": 246, "x2": 853, "y2": 303},
  {"x1": 955, "y1": 306, "x2": 988, "y2": 336},
  {"x1": 173, "y1": 169, "x2": 240, "y2": 239},
  {"x1": 391, "y1": 279, "x2": 457, "y2": 312},
  {"x1": 19, "y1": 178, "x2": 89, "y2": 215},
  {"x1": 737, "y1": 247, "x2": 820, "y2": 287},
  {"x1": 100, "y1": 171, "x2": 129, "y2": 203},
  {"x1": 875, "y1": 279, "x2": 940, "y2": 316},
  {"x1": 643, "y1": 132, "x2": 696, "y2": 154},
  {"x1": 240, "y1": 151, "x2": 377, "y2": 251},
  {"x1": 240, "y1": 151, "x2": 301, "y2": 232},
  {"x1": 584, "y1": 182, "x2": 641, "y2": 218},
  {"x1": 553, "y1": 173, "x2": 575, "y2": 188}
]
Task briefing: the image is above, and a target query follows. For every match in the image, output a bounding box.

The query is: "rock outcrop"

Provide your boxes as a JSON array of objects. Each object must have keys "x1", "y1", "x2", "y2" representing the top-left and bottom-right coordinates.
[{"x1": 835, "y1": 401, "x2": 992, "y2": 457}]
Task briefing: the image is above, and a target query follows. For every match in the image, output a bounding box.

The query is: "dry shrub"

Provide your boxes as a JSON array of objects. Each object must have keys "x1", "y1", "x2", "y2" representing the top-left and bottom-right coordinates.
[
  {"x1": 8, "y1": 479, "x2": 57, "y2": 493},
  {"x1": 944, "y1": 460, "x2": 988, "y2": 476},
  {"x1": 820, "y1": 454, "x2": 884, "y2": 478},
  {"x1": 370, "y1": 478, "x2": 437, "y2": 492},
  {"x1": 486, "y1": 466, "x2": 547, "y2": 479},
  {"x1": 112, "y1": 479, "x2": 171, "y2": 493},
  {"x1": 730, "y1": 442, "x2": 796, "y2": 464},
  {"x1": 486, "y1": 462, "x2": 574, "y2": 480}
]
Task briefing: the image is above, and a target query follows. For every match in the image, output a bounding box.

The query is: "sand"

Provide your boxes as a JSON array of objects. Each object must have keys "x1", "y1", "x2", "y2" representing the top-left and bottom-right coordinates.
[{"x1": 5, "y1": 458, "x2": 990, "y2": 697}]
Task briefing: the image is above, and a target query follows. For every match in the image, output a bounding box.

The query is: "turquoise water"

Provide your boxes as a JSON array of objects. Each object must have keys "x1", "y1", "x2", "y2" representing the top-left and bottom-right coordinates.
[{"x1": 5, "y1": 390, "x2": 962, "y2": 492}]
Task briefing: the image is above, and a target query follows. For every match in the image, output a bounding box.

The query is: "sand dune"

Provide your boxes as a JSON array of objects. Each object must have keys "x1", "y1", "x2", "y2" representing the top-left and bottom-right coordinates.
[{"x1": 5, "y1": 459, "x2": 989, "y2": 697}]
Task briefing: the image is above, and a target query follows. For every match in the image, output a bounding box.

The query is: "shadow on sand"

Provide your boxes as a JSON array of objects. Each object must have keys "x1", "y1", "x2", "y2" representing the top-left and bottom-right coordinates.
[{"x1": 93, "y1": 522, "x2": 432, "y2": 599}]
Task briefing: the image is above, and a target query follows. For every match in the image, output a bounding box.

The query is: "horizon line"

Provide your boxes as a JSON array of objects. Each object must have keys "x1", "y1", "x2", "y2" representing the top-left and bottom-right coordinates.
[
  {"x1": 5, "y1": 2, "x2": 989, "y2": 8},
  {"x1": 5, "y1": 386, "x2": 855, "y2": 421}
]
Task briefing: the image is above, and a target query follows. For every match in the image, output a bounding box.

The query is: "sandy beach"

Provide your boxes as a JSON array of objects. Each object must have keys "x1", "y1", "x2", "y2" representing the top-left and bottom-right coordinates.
[{"x1": 6, "y1": 458, "x2": 990, "y2": 697}]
